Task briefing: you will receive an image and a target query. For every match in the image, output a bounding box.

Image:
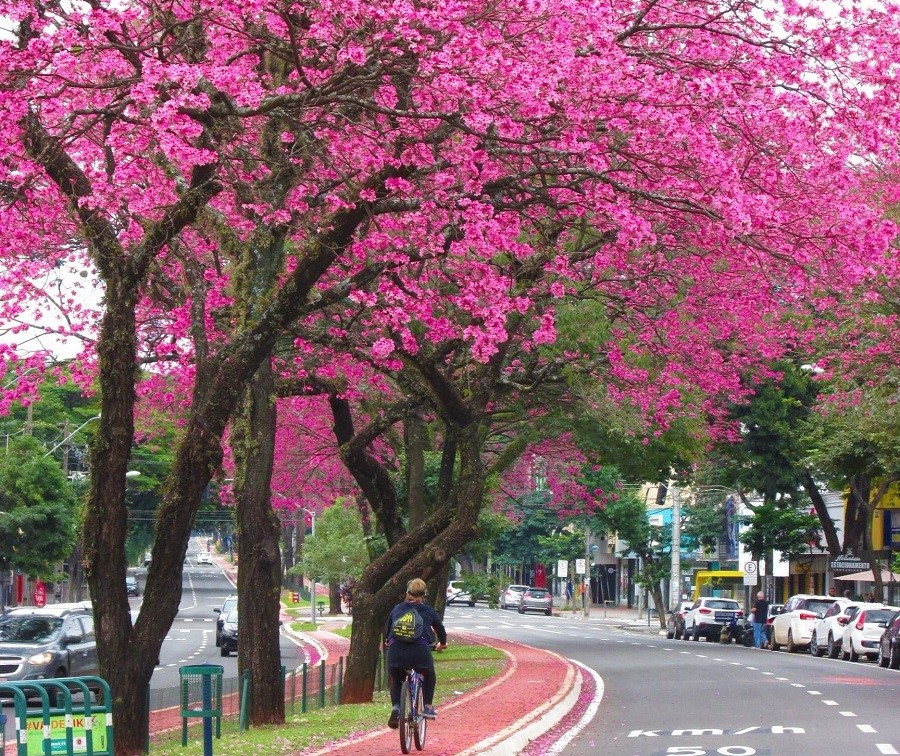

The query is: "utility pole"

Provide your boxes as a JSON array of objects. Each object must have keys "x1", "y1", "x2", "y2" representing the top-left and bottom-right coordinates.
[
  {"x1": 584, "y1": 521, "x2": 591, "y2": 617},
  {"x1": 671, "y1": 484, "x2": 681, "y2": 608}
]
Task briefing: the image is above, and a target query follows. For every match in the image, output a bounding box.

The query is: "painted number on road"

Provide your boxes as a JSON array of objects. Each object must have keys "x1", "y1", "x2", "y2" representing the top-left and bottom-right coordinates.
[{"x1": 667, "y1": 749, "x2": 756, "y2": 755}]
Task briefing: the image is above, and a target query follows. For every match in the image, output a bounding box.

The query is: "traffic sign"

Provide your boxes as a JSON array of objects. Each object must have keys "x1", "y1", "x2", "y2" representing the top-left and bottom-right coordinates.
[
  {"x1": 742, "y1": 560, "x2": 758, "y2": 585},
  {"x1": 557, "y1": 560, "x2": 568, "y2": 578},
  {"x1": 575, "y1": 559, "x2": 586, "y2": 575},
  {"x1": 33, "y1": 580, "x2": 46, "y2": 608}
]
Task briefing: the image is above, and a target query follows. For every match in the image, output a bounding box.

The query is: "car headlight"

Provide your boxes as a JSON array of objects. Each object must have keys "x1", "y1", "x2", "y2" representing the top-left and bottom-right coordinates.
[{"x1": 28, "y1": 651, "x2": 56, "y2": 666}]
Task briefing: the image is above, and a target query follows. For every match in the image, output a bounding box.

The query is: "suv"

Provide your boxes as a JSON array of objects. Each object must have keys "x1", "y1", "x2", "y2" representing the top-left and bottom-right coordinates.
[
  {"x1": 125, "y1": 575, "x2": 140, "y2": 597},
  {"x1": 771, "y1": 594, "x2": 841, "y2": 652},
  {"x1": 877, "y1": 609, "x2": 900, "y2": 669},
  {"x1": 446, "y1": 581, "x2": 475, "y2": 607},
  {"x1": 0, "y1": 603, "x2": 98, "y2": 682},
  {"x1": 214, "y1": 594, "x2": 237, "y2": 647},
  {"x1": 683, "y1": 597, "x2": 742, "y2": 641}
]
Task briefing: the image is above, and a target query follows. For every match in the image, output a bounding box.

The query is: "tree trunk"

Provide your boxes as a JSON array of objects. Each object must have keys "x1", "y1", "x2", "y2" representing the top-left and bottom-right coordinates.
[
  {"x1": 342, "y1": 591, "x2": 391, "y2": 702},
  {"x1": 406, "y1": 412, "x2": 427, "y2": 530},
  {"x1": 843, "y1": 475, "x2": 871, "y2": 554},
  {"x1": 233, "y1": 360, "x2": 285, "y2": 726},
  {"x1": 283, "y1": 523, "x2": 295, "y2": 582},
  {"x1": 329, "y1": 580, "x2": 343, "y2": 614},
  {"x1": 802, "y1": 472, "x2": 841, "y2": 558}
]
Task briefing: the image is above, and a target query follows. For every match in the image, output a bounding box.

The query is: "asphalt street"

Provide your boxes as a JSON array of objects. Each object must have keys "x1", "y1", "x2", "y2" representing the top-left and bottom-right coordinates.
[{"x1": 444, "y1": 604, "x2": 900, "y2": 756}]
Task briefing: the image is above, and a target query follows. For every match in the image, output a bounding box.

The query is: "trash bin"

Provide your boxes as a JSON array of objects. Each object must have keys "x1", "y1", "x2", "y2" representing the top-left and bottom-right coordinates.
[{"x1": 179, "y1": 664, "x2": 223, "y2": 750}]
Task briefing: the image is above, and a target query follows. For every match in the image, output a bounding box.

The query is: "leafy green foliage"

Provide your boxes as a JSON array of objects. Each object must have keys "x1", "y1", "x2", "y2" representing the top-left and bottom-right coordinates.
[
  {"x1": 0, "y1": 436, "x2": 78, "y2": 578},
  {"x1": 456, "y1": 572, "x2": 502, "y2": 606},
  {"x1": 298, "y1": 502, "x2": 371, "y2": 584},
  {"x1": 738, "y1": 500, "x2": 821, "y2": 560}
]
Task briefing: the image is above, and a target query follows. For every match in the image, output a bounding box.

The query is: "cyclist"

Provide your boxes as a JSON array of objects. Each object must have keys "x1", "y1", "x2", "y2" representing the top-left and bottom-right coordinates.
[{"x1": 384, "y1": 578, "x2": 447, "y2": 728}]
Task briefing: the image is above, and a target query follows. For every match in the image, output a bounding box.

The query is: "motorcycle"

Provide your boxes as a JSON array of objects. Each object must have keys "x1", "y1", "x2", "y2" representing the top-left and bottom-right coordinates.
[{"x1": 720, "y1": 616, "x2": 754, "y2": 647}]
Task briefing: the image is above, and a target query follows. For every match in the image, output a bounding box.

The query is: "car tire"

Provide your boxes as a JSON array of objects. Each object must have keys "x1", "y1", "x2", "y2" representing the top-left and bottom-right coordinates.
[
  {"x1": 692, "y1": 623, "x2": 700, "y2": 641},
  {"x1": 848, "y1": 644, "x2": 859, "y2": 662},
  {"x1": 221, "y1": 647, "x2": 229, "y2": 657},
  {"x1": 545, "y1": 609, "x2": 552, "y2": 616},
  {"x1": 810, "y1": 632, "x2": 823, "y2": 657},
  {"x1": 890, "y1": 644, "x2": 900, "y2": 670},
  {"x1": 866, "y1": 654, "x2": 878, "y2": 662},
  {"x1": 215, "y1": 634, "x2": 221, "y2": 648},
  {"x1": 786, "y1": 630, "x2": 797, "y2": 653},
  {"x1": 827, "y1": 634, "x2": 839, "y2": 659},
  {"x1": 666, "y1": 628, "x2": 674, "y2": 639},
  {"x1": 878, "y1": 645, "x2": 890, "y2": 667},
  {"x1": 770, "y1": 633, "x2": 780, "y2": 651},
  {"x1": 518, "y1": 605, "x2": 524, "y2": 614},
  {"x1": 840, "y1": 645, "x2": 850, "y2": 661}
]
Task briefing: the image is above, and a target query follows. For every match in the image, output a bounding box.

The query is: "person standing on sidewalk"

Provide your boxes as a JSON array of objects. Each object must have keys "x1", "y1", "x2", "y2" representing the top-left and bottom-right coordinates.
[
  {"x1": 384, "y1": 578, "x2": 447, "y2": 728},
  {"x1": 751, "y1": 591, "x2": 770, "y2": 649}
]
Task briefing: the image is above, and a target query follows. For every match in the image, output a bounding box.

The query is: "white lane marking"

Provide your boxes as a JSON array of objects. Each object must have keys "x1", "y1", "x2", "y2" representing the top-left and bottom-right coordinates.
[
  {"x1": 745, "y1": 666, "x2": 758, "y2": 670},
  {"x1": 763, "y1": 672, "x2": 774, "y2": 676},
  {"x1": 730, "y1": 662, "x2": 742, "y2": 666},
  {"x1": 822, "y1": 700, "x2": 839, "y2": 706},
  {"x1": 777, "y1": 677, "x2": 788, "y2": 680},
  {"x1": 791, "y1": 683, "x2": 806, "y2": 688},
  {"x1": 696, "y1": 655, "x2": 708, "y2": 658},
  {"x1": 545, "y1": 660, "x2": 604, "y2": 756},
  {"x1": 859, "y1": 725, "x2": 877, "y2": 733},
  {"x1": 876, "y1": 745, "x2": 898, "y2": 755},
  {"x1": 808, "y1": 691, "x2": 821, "y2": 695},
  {"x1": 839, "y1": 711, "x2": 856, "y2": 717}
]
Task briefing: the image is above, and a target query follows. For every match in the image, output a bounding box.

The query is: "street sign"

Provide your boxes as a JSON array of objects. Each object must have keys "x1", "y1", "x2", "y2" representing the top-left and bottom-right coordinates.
[
  {"x1": 575, "y1": 559, "x2": 586, "y2": 575},
  {"x1": 557, "y1": 560, "x2": 567, "y2": 578},
  {"x1": 32, "y1": 580, "x2": 46, "y2": 608},
  {"x1": 742, "y1": 561, "x2": 758, "y2": 586}
]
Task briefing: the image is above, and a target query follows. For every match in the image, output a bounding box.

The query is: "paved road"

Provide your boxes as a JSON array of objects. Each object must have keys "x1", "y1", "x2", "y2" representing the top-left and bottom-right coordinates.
[{"x1": 443, "y1": 604, "x2": 900, "y2": 756}]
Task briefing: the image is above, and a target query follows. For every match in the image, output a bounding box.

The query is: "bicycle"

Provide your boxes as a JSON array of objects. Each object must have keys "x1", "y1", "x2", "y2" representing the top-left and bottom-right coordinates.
[{"x1": 399, "y1": 667, "x2": 427, "y2": 753}]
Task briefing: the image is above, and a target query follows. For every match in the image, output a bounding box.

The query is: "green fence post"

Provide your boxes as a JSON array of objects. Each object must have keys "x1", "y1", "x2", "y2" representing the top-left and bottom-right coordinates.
[
  {"x1": 336, "y1": 657, "x2": 343, "y2": 705},
  {"x1": 301, "y1": 662, "x2": 308, "y2": 714},
  {"x1": 239, "y1": 669, "x2": 251, "y2": 733},
  {"x1": 290, "y1": 666, "x2": 296, "y2": 715},
  {"x1": 318, "y1": 659, "x2": 326, "y2": 709}
]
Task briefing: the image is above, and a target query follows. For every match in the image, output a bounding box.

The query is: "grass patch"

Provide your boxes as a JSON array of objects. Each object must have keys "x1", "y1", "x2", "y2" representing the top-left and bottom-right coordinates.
[{"x1": 150, "y1": 644, "x2": 503, "y2": 755}]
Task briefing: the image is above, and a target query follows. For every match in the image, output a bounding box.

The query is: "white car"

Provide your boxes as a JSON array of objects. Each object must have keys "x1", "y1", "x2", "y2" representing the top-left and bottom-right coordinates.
[
  {"x1": 841, "y1": 606, "x2": 899, "y2": 662},
  {"x1": 499, "y1": 585, "x2": 530, "y2": 610},
  {"x1": 197, "y1": 552, "x2": 213, "y2": 565},
  {"x1": 683, "y1": 597, "x2": 742, "y2": 641},
  {"x1": 771, "y1": 594, "x2": 841, "y2": 653},
  {"x1": 809, "y1": 599, "x2": 855, "y2": 658},
  {"x1": 446, "y1": 580, "x2": 475, "y2": 607}
]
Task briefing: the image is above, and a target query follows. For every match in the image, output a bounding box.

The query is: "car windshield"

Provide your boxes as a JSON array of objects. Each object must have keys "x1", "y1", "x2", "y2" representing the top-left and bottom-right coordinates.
[
  {"x1": 528, "y1": 590, "x2": 549, "y2": 598},
  {"x1": 225, "y1": 608, "x2": 238, "y2": 623},
  {"x1": 705, "y1": 600, "x2": 738, "y2": 610},
  {"x1": 0, "y1": 616, "x2": 63, "y2": 643},
  {"x1": 508, "y1": 586, "x2": 527, "y2": 593}
]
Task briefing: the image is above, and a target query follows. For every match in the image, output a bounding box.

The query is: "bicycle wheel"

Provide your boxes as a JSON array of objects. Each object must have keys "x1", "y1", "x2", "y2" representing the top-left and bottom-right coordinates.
[
  {"x1": 414, "y1": 677, "x2": 427, "y2": 750},
  {"x1": 399, "y1": 678, "x2": 414, "y2": 754}
]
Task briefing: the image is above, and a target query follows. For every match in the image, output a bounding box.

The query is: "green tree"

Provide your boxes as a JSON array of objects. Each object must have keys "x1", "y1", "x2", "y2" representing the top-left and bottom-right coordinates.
[
  {"x1": 738, "y1": 500, "x2": 821, "y2": 562},
  {"x1": 0, "y1": 436, "x2": 78, "y2": 581},
  {"x1": 300, "y1": 503, "x2": 372, "y2": 601}
]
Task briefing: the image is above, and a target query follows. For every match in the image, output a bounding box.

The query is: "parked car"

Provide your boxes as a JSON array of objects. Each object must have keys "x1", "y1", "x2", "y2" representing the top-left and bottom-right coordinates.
[
  {"x1": 125, "y1": 575, "x2": 140, "y2": 597},
  {"x1": 214, "y1": 594, "x2": 237, "y2": 647},
  {"x1": 809, "y1": 599, "x2": 856, "y2": 657},
  {"x1": 683, "y1": 597, "x2": 742, "y2": 641},
  {"x1": 143, "y1": 551, "x2": 152, "y2": 567},
  {"x1": 771, "y1": 594, "x2": 841, "y2": 652},
  {"x1": 877, "y1": 609, "x2": 900, "y2": 669},
  {"x1": 0, "y1": 603, "x2": 98, "y2": 682},
  {"x1": 197, "y1": 552, "x2": 212, "y2": 565},
  {"x1": 764, "y1": 603, "x2": 784, "y2": 647},
  {"x1": 446, "y1": 580, "x2": 475, "y2": 607},
  {"x1": 518, "y1": 587, "x2": 553, "y2": 616},
  {"x1": 219, "y1": 607, "x2": 238, "y2": 656},
  {"x1": 666, "y1": 600, "x2": 693, "y2": 640},
  {"x1": 841, "y1": 606, "x2": 899, "y2": 662},
  {"x1": 498, "y1": 584, "x2": 529, "y2": 610}
]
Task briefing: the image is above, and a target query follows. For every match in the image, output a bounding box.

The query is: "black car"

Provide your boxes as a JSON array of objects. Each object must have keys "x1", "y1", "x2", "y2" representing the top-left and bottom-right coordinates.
[
  {"x1": 877, "y1": 609, "x2": 900, "y2": 669},
  {"x1": 219, "y1": 607, "x2": 238, "y2": 656},
  {"x1": 214, "y1": 594, "x2": 237, "y2": 647},
  {"x1": 126, "y1": 576, "x2": 139, "y2": 597},
  {"x1": 666, "y1": 600, "x2": 693, "y2": 640}
]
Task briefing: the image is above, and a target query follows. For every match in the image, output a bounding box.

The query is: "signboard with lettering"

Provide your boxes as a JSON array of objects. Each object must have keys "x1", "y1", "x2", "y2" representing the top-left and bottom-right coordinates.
[
  {"x1": 26, "y1": 713, "x2": 108, "y2": 754},
  {"x1": 557, "y1": 560, "x2": 567, "y2": 578},
  {"x1": 830, "y1": 552, "x2": 870, "y2": 573}
]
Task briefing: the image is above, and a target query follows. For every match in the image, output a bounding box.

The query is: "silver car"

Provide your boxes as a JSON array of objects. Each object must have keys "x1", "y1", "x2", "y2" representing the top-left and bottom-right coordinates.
[
  {"x1": 499, "y1": 585, "x2": 530, "y2": 610},
  {"x1": 0, "y1": 603, "x2": 98, "y2": 682},
  {"x1": 518, "y1": 587, "x2": 553, "y2": 616}
]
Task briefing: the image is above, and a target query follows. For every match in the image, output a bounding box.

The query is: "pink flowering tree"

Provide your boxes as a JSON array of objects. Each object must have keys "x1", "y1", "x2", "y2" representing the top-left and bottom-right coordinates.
[{"x1": 1, "y1": 0, "x2": 898, "y2": 747}]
